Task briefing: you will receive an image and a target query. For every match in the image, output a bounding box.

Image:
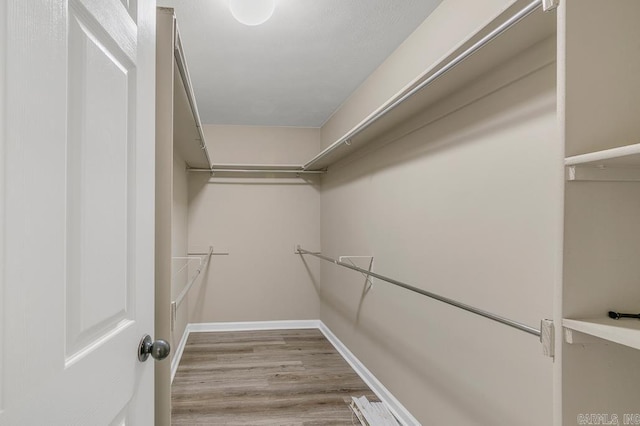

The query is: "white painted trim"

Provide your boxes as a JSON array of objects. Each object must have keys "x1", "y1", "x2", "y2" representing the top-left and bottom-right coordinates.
[
  {"x1": 170, "y1": 326, "x2": 191, "y2": 383},
  {"x1": 566, "y1": 165, "x2": 640, "y2": 182},
  {"x1": 317, "y1": 323, "x2": 420, "y2": 426},
  {"x1": 187, "y1": 319, "x2": 321, "y2": 332},
  {"x1": 0, "y1": 0, "x2": 5, "y2": 411},
  {"x1": 169, "y1": 320, "x2": 419, "y2": 425}
]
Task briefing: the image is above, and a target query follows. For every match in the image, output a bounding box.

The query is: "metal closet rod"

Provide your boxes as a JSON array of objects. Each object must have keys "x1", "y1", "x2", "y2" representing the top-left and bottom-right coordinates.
[
  {"x1": 302, "y1": 0, "x2": 543, "y2": 171},
  {"x1": 296, "y1": 246, "x2": 541, "y2": 337},
  {"x1": 187, "y1": 251, "x2": 229, "y2": 256}
]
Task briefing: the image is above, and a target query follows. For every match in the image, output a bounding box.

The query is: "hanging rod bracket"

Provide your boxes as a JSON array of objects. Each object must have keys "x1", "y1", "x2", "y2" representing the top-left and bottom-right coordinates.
[
  {"x1": 542, "y1": 0, "x2": 559, "y2": 12},
  {"x1": 295, "y1": 244, "x2": 320, "y2": 255},
  {"x1": 540, "y1": 319, "x2": 554, "y2": 358},
  {"x1": 339, "y1": 255, "x2": 375, "y2": 291}
]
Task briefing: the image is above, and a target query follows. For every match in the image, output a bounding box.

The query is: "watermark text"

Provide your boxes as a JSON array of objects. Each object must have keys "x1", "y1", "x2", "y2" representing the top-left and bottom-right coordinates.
[{"x1": 577, "y1": 414, "x2": 640, "y2": 425}]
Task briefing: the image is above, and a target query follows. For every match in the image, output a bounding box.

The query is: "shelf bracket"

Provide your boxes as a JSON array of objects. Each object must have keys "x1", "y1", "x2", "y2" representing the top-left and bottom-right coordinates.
[
  {"x1": 540, "y1": 319, "x2": 555, "y2": 358},
  {"x1": 339, "y1": 256, "x2": 375, "y2": 292},
  {"x1": 563, "y1": 327, "x2": 608, "y2": 345},
  {"x1": 542, "y1": 0, "x2": 559, "y2": 12}
]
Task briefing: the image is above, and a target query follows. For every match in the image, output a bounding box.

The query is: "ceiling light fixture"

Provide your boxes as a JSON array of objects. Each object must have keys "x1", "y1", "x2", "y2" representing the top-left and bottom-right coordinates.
[{"x1": 229, "y1": 0, "x2": 276, "y2": 26}]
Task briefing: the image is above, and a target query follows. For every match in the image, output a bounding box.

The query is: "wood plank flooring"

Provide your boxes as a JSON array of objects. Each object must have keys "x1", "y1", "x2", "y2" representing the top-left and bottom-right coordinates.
[{"x1": 171, "y1": 329, "x2": 380, "y2": 425}]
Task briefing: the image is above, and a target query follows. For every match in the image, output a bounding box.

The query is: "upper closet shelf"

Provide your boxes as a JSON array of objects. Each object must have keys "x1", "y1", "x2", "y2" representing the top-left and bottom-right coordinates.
[
  {"x1": 303, "y1": 0, "x2": 556, "y2": 171},
  {"x1": 173, "y1": 30, "x2": 212, "y2": 169},
  {"x1": 565, "y1": 142, "x2": 640, "y2": 181},
  {"x1": 565, "y1": 142, "x2": 640, "y2": 167},
  {"x1": 563, "y1": 318, "x2": 640, "y2": 351},
  {"x1": 188, "y1": 163, "x2": 326, "y2": 175}
]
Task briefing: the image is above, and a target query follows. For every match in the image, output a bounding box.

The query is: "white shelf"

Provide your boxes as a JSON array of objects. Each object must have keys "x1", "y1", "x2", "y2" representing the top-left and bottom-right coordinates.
[
  {"x1": 565, "y1": 143, "x2": 640, "y2": 181},
  {"x1": 563, "y1": 318, "x2": 640, "y2": 350},
  {"x1": 173, "y1": 30, "x2": 211, "y2": 169},
  {"x1": 303, "y1": 3, "x2": 555, "y2": 171}
]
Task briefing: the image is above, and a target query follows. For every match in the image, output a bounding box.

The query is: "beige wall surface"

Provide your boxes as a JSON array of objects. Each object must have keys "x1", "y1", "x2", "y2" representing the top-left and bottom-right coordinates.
[
  {"x1": 206, "y1": 124, "x2": 322, "y2": 164},
  {"x1": 318, "y1": 36, "x2": 561, "y2": 426},
  {"x1": 185, "y1": 125, "x2": 322, "y2": 322}
]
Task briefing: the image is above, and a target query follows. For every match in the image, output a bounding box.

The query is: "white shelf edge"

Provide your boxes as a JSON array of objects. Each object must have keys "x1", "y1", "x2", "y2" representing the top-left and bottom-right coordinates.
[
  {"x1": 565, "y1": 142, "x2": 640, "y2": 166},
  {"x1": 566, "y1": 165, "x2": 640, "y2": 182},
  {"x1": 174, "y1": 24, "x2": 212, "y2": 168},
  {"x1": 211, "y1": 163, "x2": 304, "y2": 171},
  {"x1": 562, "y1": 318, "x2": 640, "y2": 350}
]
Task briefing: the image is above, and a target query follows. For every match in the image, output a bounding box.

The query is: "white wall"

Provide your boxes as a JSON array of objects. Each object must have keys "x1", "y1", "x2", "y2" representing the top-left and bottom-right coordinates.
[{"x1": 186, "y1": 125, "x2": 322, "y2": 322}]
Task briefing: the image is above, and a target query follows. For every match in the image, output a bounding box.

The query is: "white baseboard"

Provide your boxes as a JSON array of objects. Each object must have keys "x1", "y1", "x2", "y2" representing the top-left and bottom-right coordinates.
[
  {"x1": 170, "y1": 325, "x2": 191, "y2": 383},
  {"x1": 170, "y1": 320, "x2": 419, "y2": 425},
  {"x1": 317, "y1": 322, "x2": 420, "y2": 426}
]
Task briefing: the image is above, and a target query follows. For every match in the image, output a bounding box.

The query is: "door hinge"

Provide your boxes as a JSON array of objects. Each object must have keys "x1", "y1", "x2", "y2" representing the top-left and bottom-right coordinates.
[
  {"x1": 540, "y1": 319, "x2": 555, "y2": 358},
  {"x1": 542, "y1": 0, "x2": 559, "y2": 12}
]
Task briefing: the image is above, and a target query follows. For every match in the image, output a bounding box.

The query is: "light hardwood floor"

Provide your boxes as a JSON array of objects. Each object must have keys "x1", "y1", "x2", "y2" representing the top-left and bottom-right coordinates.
[{"x1": 171, "y1": 329, "x2": 380, "y2": 425}]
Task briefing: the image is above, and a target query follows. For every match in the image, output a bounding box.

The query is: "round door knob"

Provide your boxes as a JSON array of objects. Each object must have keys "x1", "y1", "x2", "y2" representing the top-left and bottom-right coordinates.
[{"x1": 138, "y1": 335, "x2": 171, "y2": 362}]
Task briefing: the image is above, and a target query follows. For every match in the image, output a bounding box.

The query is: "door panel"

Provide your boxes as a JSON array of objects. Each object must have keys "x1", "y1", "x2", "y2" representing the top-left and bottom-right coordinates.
[
  {"x1": 66, "y1": 5, "x2": 133, "y2": 361},
  {"x1": 0, "y1": 0, "x2": 155, "y2": 424}
]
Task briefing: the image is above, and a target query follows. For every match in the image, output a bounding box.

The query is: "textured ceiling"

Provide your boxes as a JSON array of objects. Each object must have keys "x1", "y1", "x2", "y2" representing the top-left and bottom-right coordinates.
[{"x1": 159, "y1": 0, "x2": 444, "y2": 127}]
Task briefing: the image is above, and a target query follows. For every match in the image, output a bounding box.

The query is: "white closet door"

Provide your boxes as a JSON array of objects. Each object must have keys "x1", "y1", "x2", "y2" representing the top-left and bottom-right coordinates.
[{"x1": 0, "y1": 0, "x2": 156, "y2": 424}]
